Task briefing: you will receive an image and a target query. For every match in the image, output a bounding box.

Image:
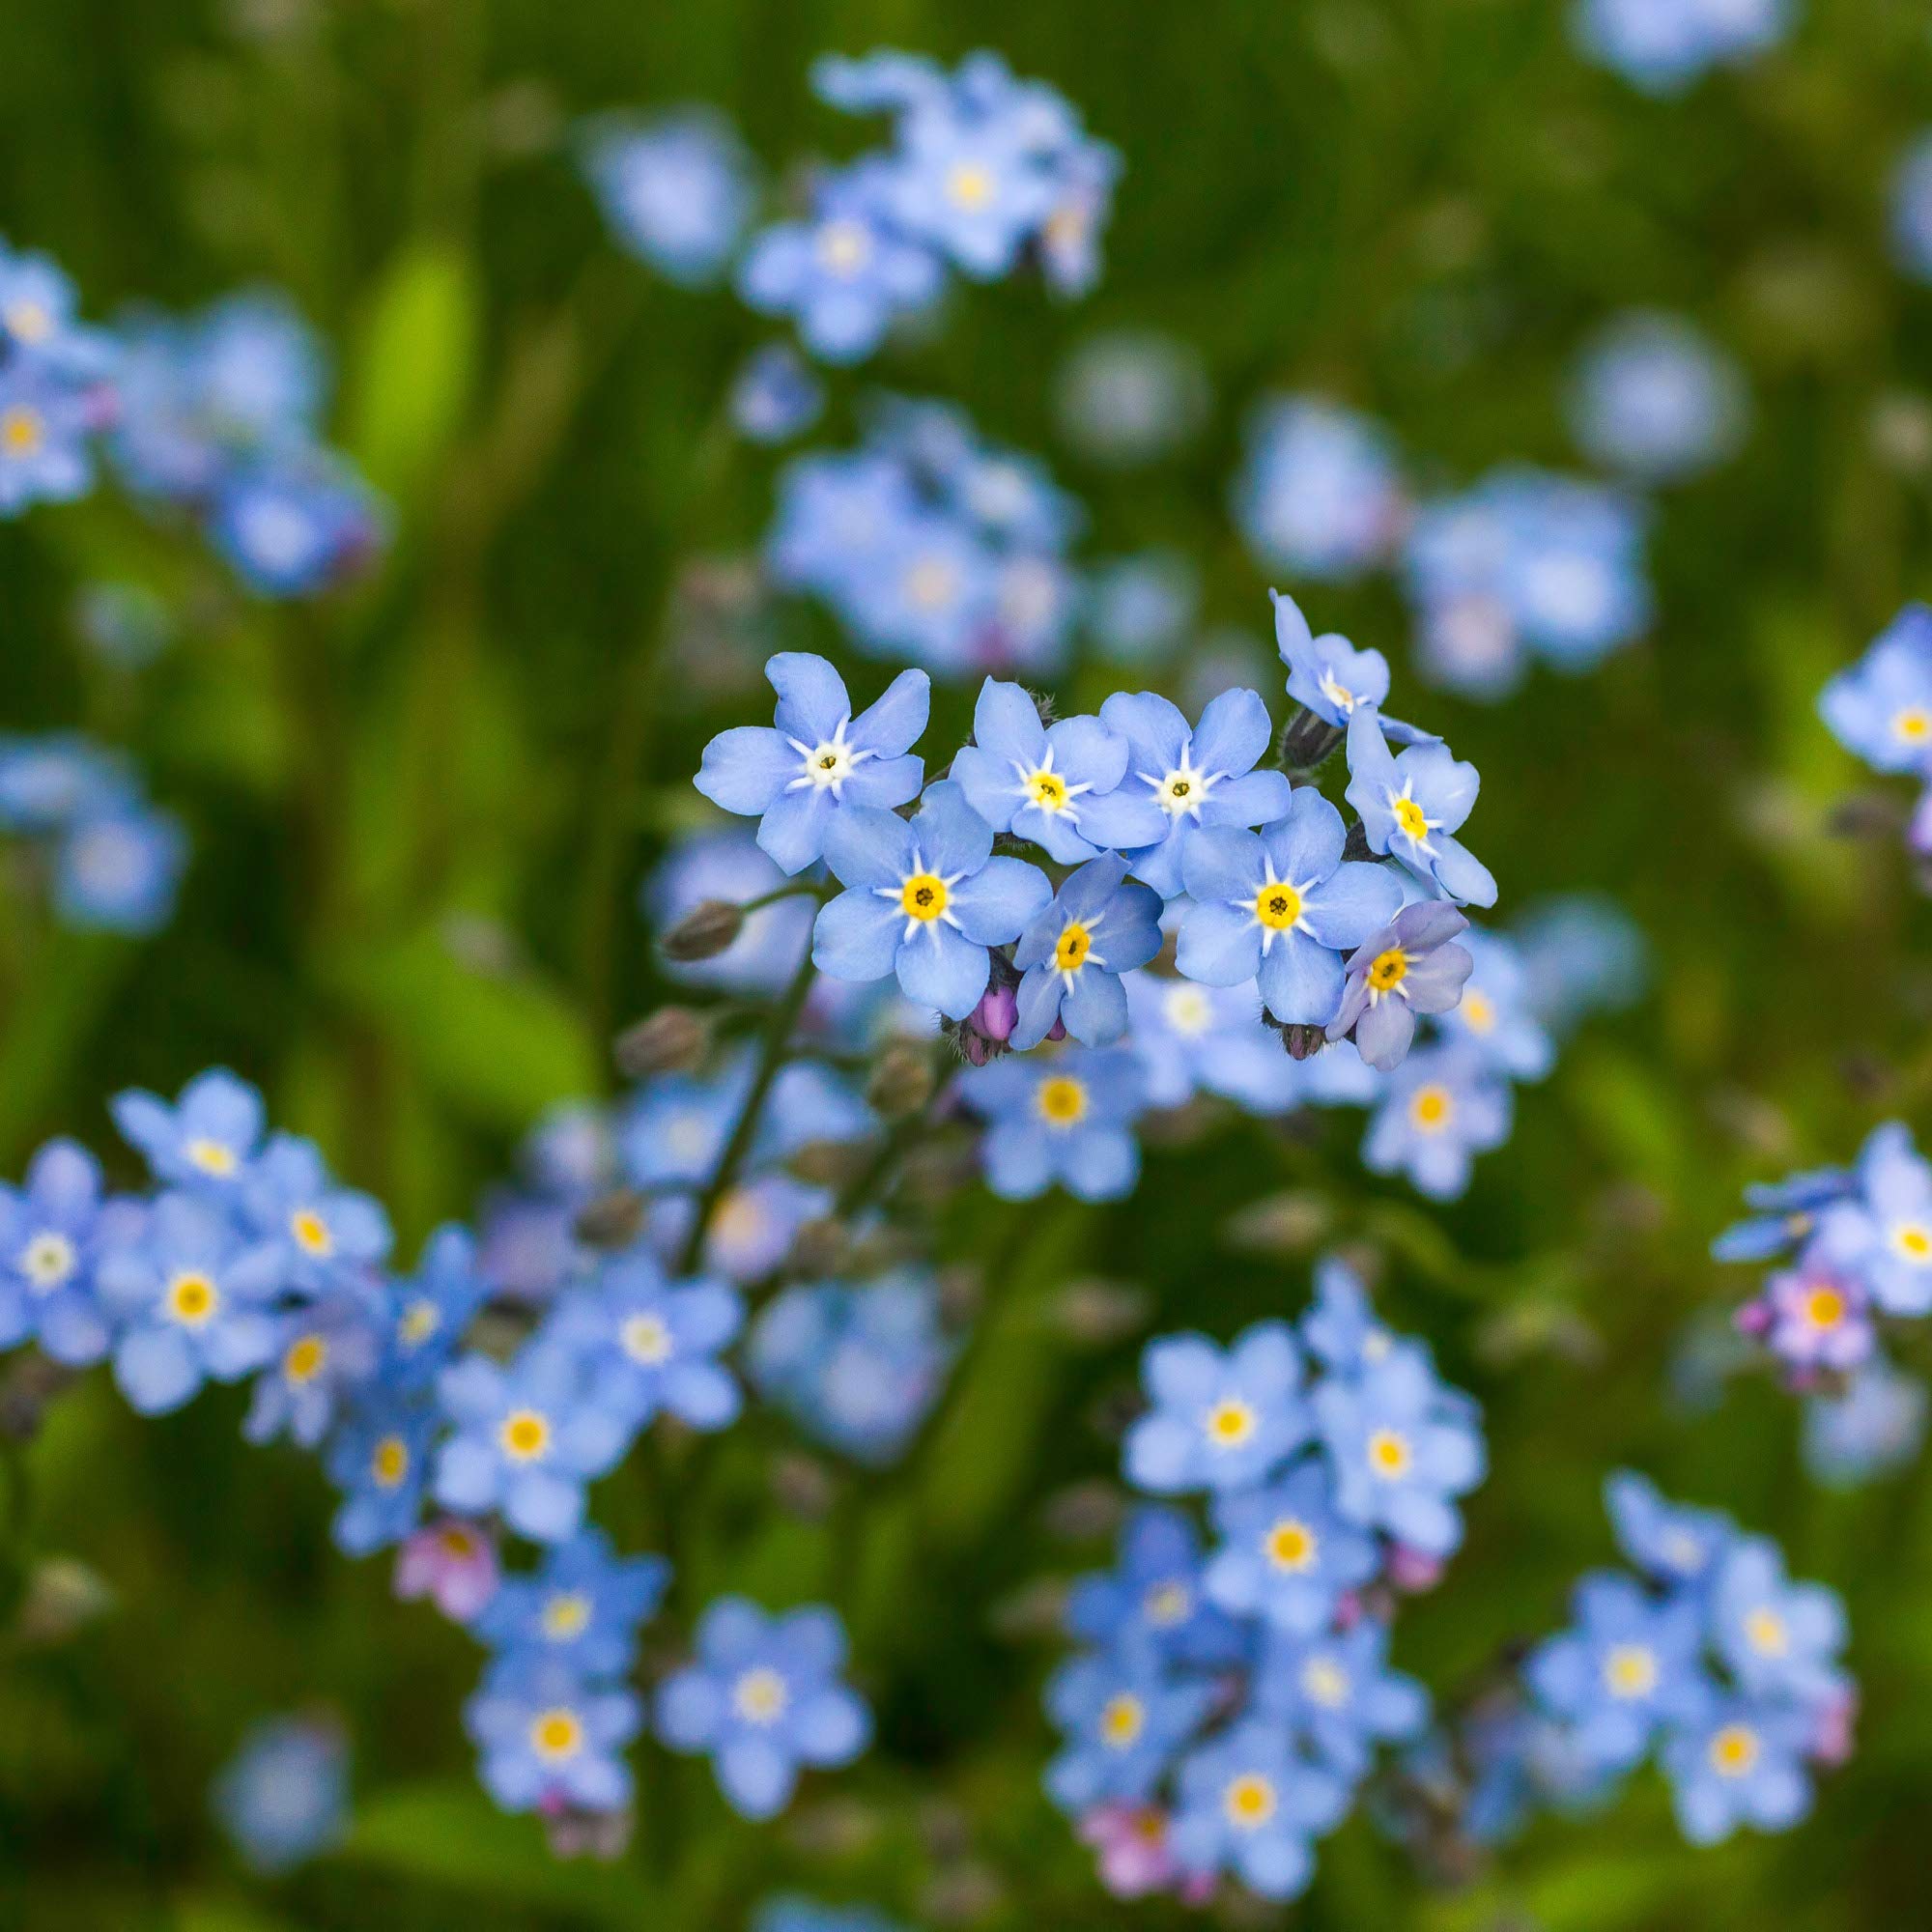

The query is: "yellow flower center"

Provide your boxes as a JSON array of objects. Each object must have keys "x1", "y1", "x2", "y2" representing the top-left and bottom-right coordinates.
[
  {"x1": 1036, "y1": 1076, "x2": 1088, "y2": 1126},
  {"x1": 1368, "y1": 948, "x2": 1408, "y2": 993},
  {"x1": 900, "y1": 871, "x2": 949, "y2": 921},
  {"x1": 499, "y1": 1409, "x2": 551, "y2": 1462},
  {"x1": 1265, "y1": 1518, "x2": 1318, "y2": 1573},
  {"x1": 1206, "y1": 1399, "x2": 1257, "y2": 1447},
  {"x1": 440, "y1": 1526, "x2": 478, "y2": 1558},
  {"x1": 815, "y1": 219, "x2": 871, "y2": 275},
  {"x1": 185, "y1": 1137, "x2": 238, "y2": 1178},
  {"x1": 1302, "y1": 1658, "x2": 1351, "y2": 1708},
  {"x1": 1393, "y1": 796, "x2": 1430, "y2": 841},
  {"x1": 1028, "y1": 769, "x2": 1069, "y2": 810},
  {"x1": 543, "y1": 1592, "x2": 593, "y2": 1641},
  {"x1": 1709, "y1": 1723, "x2": 1759, "y2": 1777},
  {"x1": 1892, "y1": 1223, "x2": 1932, "y2": 1263},
  {"x1": 621, "y1": 1313, "x2": 674, "y2": 1366},
  {"x1": 1368, "y1": 1428, "x2": 1412, "y2": 1478},
  {"x1": 733, "y1": 1667, "x2": 789, "y2": 1724},
  {"x1": 1224, "y1": 1774, "x2": 1277, "y2": 1829},
  {"x1": 399, "y1": 1298, "x2": 440, "y2": 1347},
  {"x1": 710, "y1": 1188, "x2": 764, "y2": 1247},
  {"x1": 905, "y1": 555, "x2": 958, "y2": 610},
  {"x1": 291, "y1": 1209, "x2": 333, "y2": 1258},
  {"x1": 1099, "y1": 1693, "x2": 1145, "y2": 1748},
  {"x1": 1603, "y1": 1644, "x2": 1658, "y2": 1698},
  {"x1": 6, "y1": 301, "x2": 50, "y2": 343},
  {"x1": 371, "y1": 1435, "x2": 410, "y2": 1488},
  {"x1": 19, "y1": 1233, "x2": 76, "y2": 1291},
  {"x1": 1895, "y1": 707, "x2": 1932, "y2": 743},
  {"x1": 947, "y1": 162, "x2": 996, "y2": 210},
  {"x1": 1745, "y1": 1608, "x2": 1788, "y2": 1657},
  {"x1": 1143, "y1": 1580, "x2": 1191, "y2": 1627},
  {"x1": 0, "y1": 407, "x2": 43, "y2": 457},
  {"x1": 283, "y1": 1333, "x2": 328, "y2": 1384},
  {"x1": 529, "y1": 1708, "x2": 583, "y2": 1762},
  {"x1": 1254, "y1": 882, "x2": 1302, "y2": 930},
  {"x1": 166, "y1": 1271, "x2": 219, "y2": 1326},
  {"x1": 1409, "y1": 1085, "x2": 1453, "y2": 1132},
  {"x1": 1054, "y1": 922, "x2": 1093, "y2": 972},
  {"x1": 1804, "y1": 1287, "x2": 1846, "y2": 1329},
  {"x1": 1461, "y1": 990, "x2": 1495, "y2": 1034}
]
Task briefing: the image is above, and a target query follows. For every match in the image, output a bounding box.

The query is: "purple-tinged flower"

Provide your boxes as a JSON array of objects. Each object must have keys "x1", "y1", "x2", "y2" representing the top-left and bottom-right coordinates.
[
  {"x1": 208, "y1": 456, "x2": 382, "y2": 598},
  {"x1": 1361, "y1": 1045, "x2": 1512, "y2": 1199},
  {"x1": 1044, "y1": 1639, "x2": 1213, "y2": 1811},
  {"x1": 1809, "y1": 1120, "x2": 1932, "y2": 1316},
  {"x1": 1010, "y1": 853, "x2": 1163, "y2": 1049},
  {"x1": 1313, "y1": 1349, "x2": 1485, "y2": 1556},
  {"x1": 97, "y1": 1193, "x2": 282, "y2": 1415},
  {"x1": 111, "y1": 1067, "x2": 266, "y2": 1194},
  {"x1": 960, "y1": 1046, "x2": 1144, "y2": 1201},
  {"x1": 656, "y1": 1598, "x2": 871, "y2": 1818},
  {"x1": 811, "y1": 779, "x2": 1049, "y2": 1020},
  {"x1": 1346, "y1": 707, "x2": 1495, "y2": 907},
  {"x1": 1178, "y1": 791, "x2": 1406, "y2": 1029},
  {"x1": 1662, "y1": 1698, "x2": 1814, "y2": 1847},
  {"x1": 696, "y1": 651, "x2": 929, "y2": 874},
  {"x1": 395, "y1": 1518, "x2": 498, "y2": 1623},
  {"x1": 1095, "y1": 687, "x2": 1294, "y2": 897},
  {"x1": 467, "y1": 1653, "x2": 641, "y2": 1815},
  {"x1": 0, "y1": 1138, "x2": 142, "y2": 1366},
  {"x1": 1327, "y1": 902, "x2": 1473, "y2": 1070},
  {"x1": 1755, "y1": 1255, "x2": 1872, "y2": 1375},
  {"x1": 1710, "y1": 1538, "x2": 1848, "y2": 1705},
  {"x1": 1819, "y1": 604, "x2": 1932, "y2": 778},
  {"x1": 1123, "y1": 1322, "x2": 1309, "y2": 1494},
  {"x1": 1077, "y1": 1804, "x2": 1211, "y2": 1902},
  {"x1": 1167, "y1": 1720, "x2": 1348, "y2": 1901},
  {"x1": 1204, "y1": 1462, "x2": 1379, "y2": 1634},
  {"x1": 950, "y1": 677, "x2": 1143, "y2": 863}
]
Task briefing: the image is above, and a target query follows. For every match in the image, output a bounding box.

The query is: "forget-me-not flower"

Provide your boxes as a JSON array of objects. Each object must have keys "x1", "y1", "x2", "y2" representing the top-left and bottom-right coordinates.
[
  {"x1": 1168, "y1": 1720, "x2": 1348, "y2": 1902},
  {"x1": 1346, "y1": 706, "x2": 1496, "y2": 907},
  {"x1": 961, "y1": 1047, "x2": 1145, "y2": 1201},
  {"x1": 1010, "y1": 853, "x2": 1163, "y2": 1049},
  {"x1": 466, "y1": 1652, "x2": 642, "y2": 1814},
  {"x1": 1818, "y1": 604, "x2": 1932, "y2": 778},
  {"x1": 1204, "y1": 1462, "x2": 1379, "y2": 1634},
  {"x1": 1810, "y1": 1119, "x2": 1932, "y2": 1316},
  {"x1": 327, "y1": 1397, "x2": 437, "y2": 1556},
  {"x1": 1327, "y1": 901, "x2": 1474, "y2": 1071},
  {"x1": 112, "y1": 1066, "x2": 267, "y2": 1194},
  {"x1": 1710, "y1": 1538, "x2": 1848, "y2": 1704},
  {"x1": 475, "y1": 1526, "x2": 670, "y2": 1678},
  {"x1": 1066, "y1": 1504, "x2": 1245, "y2": 1669},
  {"x1": 1253, "y1": 1620, "x2": 1430, "y2": 1776},
  {"x1": 582, "y1": 109, "x2": 755, "y2": 287},
  {"x1": 1044, "y1": 1638, "x2": 1212, "y2": 1811},
  {"x1": 1662, "y1": 1697, "x2": 1814, "y2": 1846},
  {"x1": 0, "y1": 1138, "x2": 141, "y2": 1366},
  {"x1": 239, "y1": 1133, "x2": 393, "y2": 1297},
  {"x1": 1361, "y1": 1044, "x2": 1512, "y2": 1200},
  {"x1": 1124, "y1": 1323, "x2": 1309, "y2": 1494}
]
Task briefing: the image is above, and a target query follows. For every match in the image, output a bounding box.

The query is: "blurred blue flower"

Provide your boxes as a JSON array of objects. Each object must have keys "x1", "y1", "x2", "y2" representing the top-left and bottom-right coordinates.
[
  {"x1": 644, "y1": 828, "x2": 815, "y2": 996},
  {"x1": 1360, "y1": 1043, "x2": 1512, "y2": 1199},
  {"x1": 208, "y1": 454, "x2": 381, "y2": 598},
  {"x1": 1513, "y1": 892, "x2": 1649, "y2": 1037},
  {"x1": 1066, "y1": 1504, "x2": 1246, "y2": 1668},
  {"x1": 476, "y1": 1526, "x2": 669, "y2": 1678},
  {"x1": 1053, "y1": 329, "x2": 1209, "y2": 469},
  {"x1": 1086, "y1": 552, "x2": 1199, "y2": 665},
  {"x1": 656, "y1": 1597, "x2": 871, "y2": 1818},
  {"x1": 1254, "y1": 1619, "x2": 1430, "y2": 1775},
  {"x1": 466, "y1": 1652, "x2": 641, "y2": 1814},
  {"x1": 0, "y1": 1138, "x2": 140, "y2": 1366},
  {"x1": 1811, "y1": 1119, "x2": 1932, "y2": 1315},
  {"x1": 1124, "y1": 1322, "x2": 1309, "y2": 1494},
  {"x1": 1568, "y1": 310, "x2": 1747, "y2": 482},
  {"x1": 1204, "y1": 1463, "x2": 1379, "y2": 1634},
  {"x1": 243, "y1": 1284, "x2": 385, "y2": 1448},
  {"x1": 1435, "y1": 929, "x2": 1554, "y2": 1079},
  {"x1": 582, "y1": 108, "x2": 754, "y2": 286},
  {"x1": 1168, "y1": 1720, "x2": 1348, "y2": 1901},
  {"x1": 1234, "y1": 397, "x2": 1405, "y2": 582},
  {"x1": 961, "y1": 1046, "x2": 1145, "y2": 1201},
  {"x1": 1605, "y1": 1468, "x2": 1733, "y2": 1590},
  {"x1": 729, "y1": 343, "x2": 824, "y2": 444},
  {"x1": 112, "y1": 1066, "x2": 267, "y2": 1194},
  {"x1": 52, "y1": 804, "x2": 185, "y2": 933},
  {"x1": 386, "y1": 1224, "x2": 487, "y2": 1389},
  {"x1": 1662, "y1": 1698, "x2": 1814, "y2": 1845},
  {"x1": 1045, "y1": 1639, "x2": 1213, "y2": 1809},
  {"x1": 239, "y1": 1132, "x2": 394, "y2": 1296},
  {"x1": 326, "y1": 1397, "x2": 437, "y2": 1556},
  {"x1": 212, "y1": 1716, "x2": 349, "y2": 1875},
  {"x1": 1575, "y1": 0, "x2": 1791, "y2": 95},
  {"x1": 1890, "y1": 130, "x2": 1932, "y2": 283},
  {"x1": 1804, "y1": 1358, "x2": 1927, "y2": 1488},
  {"x1": 0, "y1": 363, "x2": 94, "y2": 513},
  {"x1": 1122, "y1": 971, "x2": 1303, "y2": 1115},
  {"x1": 1819, "y1": 603, "x2": 1932, "y2": 778},
  {"x1": 1710, "y1": 1538, "x2": 1848, "y2": 1704}
]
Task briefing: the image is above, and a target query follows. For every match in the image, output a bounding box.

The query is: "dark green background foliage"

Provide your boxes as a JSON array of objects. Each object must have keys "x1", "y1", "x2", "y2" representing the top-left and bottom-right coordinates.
[{"x1": 1, "y1": 1, "x2": 1930, "y2": 1926}]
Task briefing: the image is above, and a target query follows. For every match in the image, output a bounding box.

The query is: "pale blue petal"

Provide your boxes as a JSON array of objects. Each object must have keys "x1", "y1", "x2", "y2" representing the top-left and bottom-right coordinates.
[
  {"x1": 755, "y1": 787, "x2": 833, "y2": 875},
  {"x1": 1261, "y1": 787, "x2": 1345, "y2": 884},
  {"x1": 1201, "y1": 769, "x2": 1293, "y2": 828},
  {"x1": 1176, "y1": 900, "x2": 1263, "y2": 987},
  {"x1": 696, "y1": 727, "x2": 795, "y2": 815},
  {"x1": 821, "y1": 804, "x2": 915, "y2": 888},
  {"x1": 910, "y1": 778, "x2": 994, "y2": 876},
  {"x1": 972, "y1": 677, "x2": 1047, "y2": 764},
  {"x1": 1257, "y1": 931, "x2": 1346, "y2": 1026},
  {"x1": 1098, "y1": 690, "x2": 1188, "y2": 771},
  {"x1": 848, "y1": 666, "x2": 929, "y2": 756},
  {"x1": 949, "y1": 856, "x2": 1051, "y2": 943},
  {"x1": 812, "y1": 889, "x2": 901, "y2": 982},
  {"x1": 1049, "y1": 714, "x2": 1129, "y2": 792},
  {"x1": 1179, "y1": 825, "x2": 1263, "y2": 904},
  {"x1": 838, "y1": 753, "x2": 923, "y2": 809},
  {"x1": 895, "y1": 922, "x2": 991, "y2": 1020},
  {"x1": 1190, "y1": 686, "x2": 1271, "y2": 777},
  {"x1": 767, "y1": 651, "x2": 852, "y2": 745},
  {"x1": 1010, "y1": 966, "x2": 1066, "y2": 1050},
  {"x1": 1297, "y1": 862, "x2": 1406, "y2": 949},
  {"x1": 1062, "y1": 969, "x2": 1128, "y2": 1044}
]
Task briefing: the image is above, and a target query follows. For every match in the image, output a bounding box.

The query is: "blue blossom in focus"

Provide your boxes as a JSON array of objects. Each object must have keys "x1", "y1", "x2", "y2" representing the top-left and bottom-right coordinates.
[
  {"x1": 1567, "y1": 310, "x2": 1747, "y2": 483},
  {"x1": 1233, "y1": 397, "x2": 1405, "y2": 582},
  {"x1": 1346, "y1": 707, "x2": 1497, "y2": 907},
  {"x1": 212, "y1": 1716, "x2": 349, "y2": 1875},
  {"x1": 1011, "y1": 853, "x2": 1163, "y2": 1049},
  {"x1": 582, "y1": 109, "x2": 754, "y2": 286}
]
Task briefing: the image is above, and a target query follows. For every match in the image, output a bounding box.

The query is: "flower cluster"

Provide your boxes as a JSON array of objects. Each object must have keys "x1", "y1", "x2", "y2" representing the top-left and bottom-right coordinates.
[
  {"x1": 1044, "y1": 1259, "x2": 1484, "y2": 1905},
  {"x1": 1819, "y1": 604, "x2": 1932, "y2": 871},
  {"x1": 1404, "y1": 468, "x2": 1653, "y2": 701},
  {"x1": 1573, "y1": 0, "x2": 1792, "y2": 96},
  {"x1": 1717, "y1": 1119, "x2": 1932, "y2": 1487},
  {"x1": 765, "y1": 396, "x2": 1083, "y2": 678},
  {"x1": 0, "y1": 732, "x2": 185, "y2": 934},
  {"x1": 0, "y1": 1067, "x2": 876, "y2": 1833},
  {"x1": 0, "y1": 236, "x2": 383, "y2": 596},
  {"x1": 1438, "y1": 1473, "x2": 1852, "y2": 1850},
  {"x1": 739, "y1": 51, "x2": 1118, "y2": 362}
]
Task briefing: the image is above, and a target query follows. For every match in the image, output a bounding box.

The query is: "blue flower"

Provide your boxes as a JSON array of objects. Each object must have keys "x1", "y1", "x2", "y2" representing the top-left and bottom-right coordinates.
[
  {"x1": 738, "y1": 168, "x2": 945, "y2": 365},
  {"x1": 1094, "y1": 688, "x2": 1293, "y2": 897},
  {"x1": 1066, "y1": 1505, "x2": 1246, "y2": 1669},
  {"x1": 1567, "y1": 310, "x2": 1746, "y2": 484},
  {"x1": 1604, "y1": 1469, "x2": 1733, "y2": 1591},
  {"x1": 0, "y1": 1138, "x2": 140, "y2": 1366},
  {"x1": 1803, "y1": 1357, "x2": 1927, "y2": 1489},
  {"x1": 1176, "y1": 790, "x2": 1406, "y2": 1027},
  {"x1": 111, "y1": 1067, "x2": 266, "y2": 1194},
  {"x1": 1346, "y1": 706, "x2": 1496, "y2": 907},
  {"x1": 1711, "y1": 1156, "x2": 1854, "y2": 1264},
  {"x1": 696, "y1": 651, "x2": 930, "y2": 875},
  {"x1": 883, "y1": 100, "x2": 1060, "y2": 281},
  {"x1": 98, "y1": 1192, "x2": 282, "y2": 1415},
  {"x1": 239, "y1": 1133, "x2": 393, "y2": 1296},
  {"x1": 1235, "y1": 398, "x2": 1405, "y2": 582},
  {"x1": 655, "y1": 1598, "x2": 871, "y2": 1819},
  {"x1": 1122, "y1": 971, "x2": 1303, "y2": 1115},
  {"x1": 1124, "y1": 1323, "x2": 1309, "y2": 1494},
  {"x1": 1661, "y1": 1698, "x2": 1814, "y2": 1846},
  {"x1": 0, "y1": 241, "x2": 86, "y2": 365},
  {"x1": 1438, "y1": 929, "x2": 1555, "y2": 1079},
  {"x1": 754, "y1": 1897, "x2": 910, "y2": 1932},
  {"x1": 212, "y1": 1716, "x2": 349, "y2": 1875},
  {"x1": 1525, "y1": 1571, "x2": 1710, "y2": 1772},
  {"x1": 618, "y1": 1062, "x2": 744, "y2": 1189},
  {"x1": 729, "y1": 343, "x2": 824, "y2": 445},
  {"x1": 1709, "y1": 1538, "x2": 1848, "y2": 1704},
  {"x1": 1272, "y1": 588, "x2": 1406, "y2": 731},
  {"x1": 1168, "y1": 1720, "x2": 1349, "y2": 1901},
  {"x1": 1203, "y1": 1463, "x2": 1380, "y2": 1634},
  {"x1": 1044, "y1": 1640, "x2": 1213, "y2": 1810},
  {"x1": 1576, "y1": 0, "x2": 1790, "y2": 95},
  {"x1": 1086, "y1": 552, "x2": 1198, "y2": 666},
  {"x1": 386, "y1": 1224, "x2": 487, "y2": 1389},
  {"x1": 811, "y1": 779, "x2": 1050, "y2": 1020},
  {"x1": 466, "y1": 1653, "x2": 641, "y2": 1814},
  {"x1": 475, "y1": 1527, "x2": 669, "y2": 1679},
  {"x1": 208, "y1": 455, "x2": 380, "y2": 598},
  {"x1": 1253, "y1": 1619, "x2": 1430, "y2": 1776},
  {"x1": 243, "y1": 1285, "x2": 385, "y2": 1448},
  {"x1": 1327, "y1": 903, "x2": 1473, "y2": 1072},
  {"x1": 326, "y1": 1397, "x2": 437, "y2": 1555},
  {"x1": 1514, "y1": 892, "x2": 1649, "y2": 1037},
  {"x1": 651, "y1": 1172, "x2": 831, "y2": 1287},
  {"x1": 1819, "y1": 604, "x2": 1932, "y2": 778},
  {"x1": 52, "y1": 806, "x2": 186, "y2": 933},
  {"x1": 433, "y1": 1342, "x2": 631, "y2": 1543},
  {"x1": 1891, "y1": 130, "x2": 1932, "y2": 283},
  {"x1": 1313, "y1": 1349, "x2": 1485, "y2": 1555},
  {"x1": 1011, "y1": 854, "x2": 1163, "y2": 1050},
  {"x1": 951, "y1": 678, "x2": 1142, "y2": 863},
  {"x1": 1810, "y1": 1119, "x2": 1932, "y2": 1315},
  {"x1": 1361, "y1": 1045, "x2": 1513, "y2": 1200},
  {"x1": 960, "y1": 1047, "x2": 1144, "y2": 1201},
  {"x1": 581, "y1": 109, "x2": 754, "y2": 287},
  {"x1": 0, "y1": 733, "x2": 132, "y2": 833},
  {"x1": 547, "y1": 1254, "x2": 744, "y2": 1434},
  {"x1": 1299, "y1": 1254, "x2": 1418, "y2": 1381},
  {"x1": 0, "y1": 364, "x2": 94, "y2": 515}
]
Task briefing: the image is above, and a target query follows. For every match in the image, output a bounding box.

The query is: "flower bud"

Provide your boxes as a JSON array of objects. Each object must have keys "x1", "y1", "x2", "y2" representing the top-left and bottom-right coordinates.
[
  {"x1": 660, "y1": 898, "x2": 744, "y2": 962},
  {"x1": 866, "y1": 1040, "x2": 937, "y2": 1118},
  {"x1": 613, "y1": 1006, "x2": 710, "y2": 1077},
  {"x1": 952, "y1": 981, "x2": 1018, "y2": 1066},
  {"x1": 788, "y1": 1137, "x2": 873, "y2": 1188},
  {"x1": 572, "y1": 1188, "x2": 647, "y2": 1251},
  {"x1": 1277, "y1": 705, "x2": 1346, "y2": 775},
  {"x1": 1279, "y1": 1022, "x2": 1327, "y2": 1061}
]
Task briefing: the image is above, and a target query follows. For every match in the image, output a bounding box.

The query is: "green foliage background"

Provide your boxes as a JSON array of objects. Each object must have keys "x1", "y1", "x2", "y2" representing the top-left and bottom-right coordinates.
[{"x1": 2, "y1": 0, "x2": 1931, "y2": 1926}]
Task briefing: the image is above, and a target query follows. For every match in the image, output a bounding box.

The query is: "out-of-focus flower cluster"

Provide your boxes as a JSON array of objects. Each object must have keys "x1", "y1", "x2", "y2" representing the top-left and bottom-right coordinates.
[
  {"x1": 1572, "y1": 0, "x2": 1792, "y2": 96},
  {"x1": 1717, "y1": 1120, "x2": 1932, "y2": 1487},
  {"x1": 1419, "y1": 1473, "x2": 1851, "y2": 1852},
  {"x1": 0, "y1": 238, "x2": 384, "y2": 597},
  {"x1": 1042, "y1": 1259, "x2": 1483, "y2": 1905},
  {"x1": 584, "y1": 50, "x2": 1116, "y2": 368},
  {"x1": 0, "y1": 732, "x2": 185, "y2": 933}
]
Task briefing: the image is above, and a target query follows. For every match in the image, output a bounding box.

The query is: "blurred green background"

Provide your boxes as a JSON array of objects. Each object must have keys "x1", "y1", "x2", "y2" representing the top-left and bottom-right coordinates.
[{"x1": 3, "y1": 0, "x2": 1932, "y2": 1926}]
